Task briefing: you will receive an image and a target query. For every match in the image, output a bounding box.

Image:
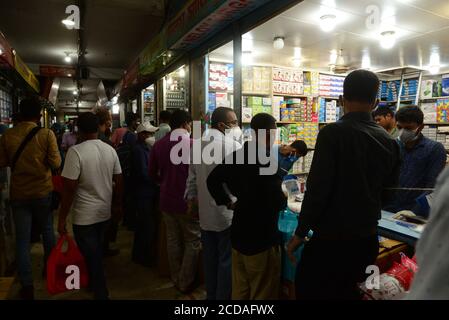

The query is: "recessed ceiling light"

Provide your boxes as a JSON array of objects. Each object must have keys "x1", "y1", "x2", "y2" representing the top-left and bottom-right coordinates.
[
  {"x1": 380, "y1": 31, "x2": 396, "y2": 49},
  {"x1": 292, "y1": 58, "x2": 301, "y2": 68},
  {"x1": 62, "y1": 19, "x2": 75, "y2": 27},
  {"x1": 320, "y1": 14, "x2": 337, "y2": 32},
  {"x1": 64, "y1": 53, "x2": 72, "y2": 63},
  {"x1": 73, "y1": 90, "x2": 78, "y2": 95},
  {"x1": 67, "y1": 73, "x2": 72, "y2": 77},
  {"x1": 273, "y1": 37, "x2": 285, "y2": 50}
]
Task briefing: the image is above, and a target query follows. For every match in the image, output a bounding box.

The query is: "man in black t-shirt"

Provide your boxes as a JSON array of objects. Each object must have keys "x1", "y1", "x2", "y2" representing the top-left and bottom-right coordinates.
[{"x1": 207, "y1": 113, "x2": 287, "y2": 300}]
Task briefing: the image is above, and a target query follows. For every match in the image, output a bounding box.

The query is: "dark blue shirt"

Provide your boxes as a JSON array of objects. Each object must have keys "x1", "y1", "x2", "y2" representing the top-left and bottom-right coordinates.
[
  {"x1": 131, "y1": 141, "x2": 156, "y2": 199},
  {"x1": 387, "y1": 135, "x2": 446, "y2": 214},
  {"x1": 272, "y1": 144, "x2": 299, "y2": 179}
]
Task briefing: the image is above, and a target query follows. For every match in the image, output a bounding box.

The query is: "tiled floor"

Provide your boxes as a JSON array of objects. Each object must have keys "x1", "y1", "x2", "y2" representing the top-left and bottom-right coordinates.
[{"x1": 6, "y1": 226, "x2": 206, "y2": 300}]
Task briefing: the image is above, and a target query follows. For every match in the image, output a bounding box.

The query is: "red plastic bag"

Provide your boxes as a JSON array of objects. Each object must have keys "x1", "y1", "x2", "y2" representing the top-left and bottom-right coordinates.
[
  {"x1": 386, "y1": 262, "x2": 413, "y2": 291},
  {"x1": 47, "y1": 234, "x2": 89, "y2": 295},
  {"x1": 52, "y1": 175, "x2": 63, "y2": 194}
]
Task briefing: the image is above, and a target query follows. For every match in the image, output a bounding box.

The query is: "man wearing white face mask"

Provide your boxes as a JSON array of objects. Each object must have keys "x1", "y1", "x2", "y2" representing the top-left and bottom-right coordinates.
[
  {"x1": 131, "y1": 123, "x2": 159, "y2": 266},
  {"x1": 185, "y1": 107, "x2": 241, "y2": 300},
  {"x1": 385, "y1": 105, "x2": 447, "y2": 216}
]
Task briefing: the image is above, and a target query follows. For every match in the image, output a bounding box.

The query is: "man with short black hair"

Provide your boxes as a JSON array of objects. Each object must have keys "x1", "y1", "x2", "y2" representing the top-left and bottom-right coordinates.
[
  {"x1": 58, "y1": 112, "x2": 123, "y2": 300},
  {"x1": 185, "y1": 107, "x2": 241, "y2": 300},
  {"x1": 149, "y1": 109, "x2": 200, "y2": 293},
  {"x1": 207, "y1": 112, "x2": 287, "y2": 300},
  {"x1": 0, "y1": 97, "x2": 61, "y2": 300},
  {"x1": 385, "y1": 105, "x2": 447, "y2": 215},
  {"x1": 155, "y1": 110, "x2": 172, "y2": 141},
  {"x1": 276, "y1": 140, "x2": 308, "y2": 178},
  {"x1": 287, "y1": 69, "x2": 401, "y2": 300},
  {"x1": 372, "y1": 105, "x2": 399, "y2": 138}
]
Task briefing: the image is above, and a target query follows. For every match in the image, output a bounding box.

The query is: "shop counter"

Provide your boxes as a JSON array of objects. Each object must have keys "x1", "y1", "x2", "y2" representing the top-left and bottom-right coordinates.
[{"x1": 378, "y1": 211, "x2": 422, "y2": 246}]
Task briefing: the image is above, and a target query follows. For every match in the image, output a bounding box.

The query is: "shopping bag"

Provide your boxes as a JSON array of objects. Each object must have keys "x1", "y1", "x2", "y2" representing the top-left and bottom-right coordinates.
[
  {"x1": 52, "y1": 175, "x2": 63, "y2": 194},
  {"x1": 47, "y1": 234, "x2": 89, "y2": 295}
]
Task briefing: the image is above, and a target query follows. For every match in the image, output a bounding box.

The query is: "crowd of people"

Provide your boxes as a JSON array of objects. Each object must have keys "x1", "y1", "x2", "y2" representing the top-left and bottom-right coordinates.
[{"x1": 1, "y1": 69, "x2": 449, "y2": 300}]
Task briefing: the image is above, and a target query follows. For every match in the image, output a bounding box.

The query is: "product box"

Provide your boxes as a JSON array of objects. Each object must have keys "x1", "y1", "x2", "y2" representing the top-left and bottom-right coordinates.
[
  {"x1": 242, "y1": 107, "x2": 252, "y2": 123},
  {"x1": 262, "y1": 97, "x2": 272, "y2": 106},
  {"x1": 247, "y1": 96, "x2": 262, "y2": 107},
  {"x1": 442, "y1": 74, "x2": 449, "y2": 96},
  {"x1": 262, "y1": 106, "x2": 272, "y2": 115}
]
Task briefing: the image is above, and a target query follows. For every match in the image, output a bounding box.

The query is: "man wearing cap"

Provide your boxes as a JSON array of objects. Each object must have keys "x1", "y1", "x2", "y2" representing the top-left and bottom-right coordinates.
[{"x1": 131, "y1": 123, "x2": 159, "y2": 266}]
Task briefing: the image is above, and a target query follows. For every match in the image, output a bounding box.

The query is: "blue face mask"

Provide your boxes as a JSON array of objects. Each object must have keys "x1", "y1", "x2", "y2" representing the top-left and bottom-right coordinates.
[{"x1": 287, "y1": 154, "x2": 299, "y2": 163}]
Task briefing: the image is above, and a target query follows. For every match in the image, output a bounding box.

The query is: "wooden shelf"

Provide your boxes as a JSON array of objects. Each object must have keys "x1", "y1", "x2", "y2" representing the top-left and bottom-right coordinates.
[
  {"x1": 242, "y1": 92, "x2": 271, "y2": 96},
  {"x1": 273, "y1": 93, "x2": 309, "y2": 98},
  {"x1": 319, "y1": 96, "x2": 340, "y2": 100},
  {"x1": 424, "y1": 122, "x2": 449, "y2": 125}
]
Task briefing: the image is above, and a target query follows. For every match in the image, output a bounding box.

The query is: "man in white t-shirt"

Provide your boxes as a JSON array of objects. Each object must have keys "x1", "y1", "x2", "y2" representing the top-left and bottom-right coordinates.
[{"x1": 57, "y1": 112, "x2": 123, "y2": 300}]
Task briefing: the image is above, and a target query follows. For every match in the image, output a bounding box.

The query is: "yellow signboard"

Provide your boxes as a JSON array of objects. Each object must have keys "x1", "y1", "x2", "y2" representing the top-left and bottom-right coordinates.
[{"x1": 14, "y1": 53, "x2": 40, "y2": 93}]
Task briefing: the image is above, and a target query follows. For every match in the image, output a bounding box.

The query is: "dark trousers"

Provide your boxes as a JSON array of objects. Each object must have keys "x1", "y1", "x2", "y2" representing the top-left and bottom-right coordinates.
[
  {"x1": 10, "y1": 194, "x2": 55, "y2": 287},
  {"x1": 73, "y1": 220, "x2": 109, "y2": 300},
  {"x1": 122, "y1": 180, "x2": 136, "y2": 230},
  {"x1": 201, "y1": 228, "x2": 232, "y2": 300},
  {"x1": 132, "y1": 195, "x2": 156, "y2": 266},
  {"x1": 295, "y1": 234, "x2": 379, "y2": 300}
]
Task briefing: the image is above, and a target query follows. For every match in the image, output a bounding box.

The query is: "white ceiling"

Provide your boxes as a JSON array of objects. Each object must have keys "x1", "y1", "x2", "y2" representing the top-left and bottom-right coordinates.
[{"x1": 210, "y1": 0, "x2": 449, "y2": 75}]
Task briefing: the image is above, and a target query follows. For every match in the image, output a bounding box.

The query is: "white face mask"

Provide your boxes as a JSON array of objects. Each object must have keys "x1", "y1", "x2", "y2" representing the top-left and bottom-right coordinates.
[
  {"x1": 225, "y1": 126, "x2": 243, "y2": 143},
  {"x1": 398, "y1": 128, "x2": 419, "y2": 144},
  {"x1": 145, "y1": 136, "x2": 156, "y2": 146}
]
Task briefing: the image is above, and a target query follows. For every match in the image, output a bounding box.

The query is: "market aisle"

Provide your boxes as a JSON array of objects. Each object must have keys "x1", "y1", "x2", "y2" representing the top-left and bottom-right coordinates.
[{"x1": 6, "y1": 221, "x2": 206, "y2": 300}]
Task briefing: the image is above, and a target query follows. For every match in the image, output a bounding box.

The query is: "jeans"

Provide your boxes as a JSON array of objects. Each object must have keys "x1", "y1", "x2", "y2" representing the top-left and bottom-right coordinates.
[
  {"x1": 11, "y1": 194, "x2": 55, "y2": 287},
  {"x1": 163, "y1": 212, "x2": 201, "y2": 290},
  {"x1": 73, "y1": 220, "x2": 109, "y2": 300},
  {"x1": 201, "y1": 228, "x2": 232, "y2": 300}
]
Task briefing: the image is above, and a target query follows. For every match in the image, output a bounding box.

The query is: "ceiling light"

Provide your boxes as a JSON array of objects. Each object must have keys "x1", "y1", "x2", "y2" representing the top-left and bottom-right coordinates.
[
  {"x1": 428, "y1": 51, "x2": 441, "y2": 74},
  {"x1": 64, "y1": 52, "x2": 72, "y2": 63},
  {"x1": 179, "y1": 67, "x2": 186, "y2": 78},
  {"x1": 62, "y1": 19, "x2": 75, "y2": 27},
  {"x1": 336, "y1": 49, "x2": 345, "y2": 65},
  {"x1": 73, "y1": 90, "x2": 78, "y2": 95},
  {"x1": 242, "y1": 51, "x2": 253, "y2": 66},
  {"x1": 429, "y1": 65, "x2": 440, "y2": 75},
  {"x1": 329, "y1": 50, "x2": 338, "y2": 64},
  {"x1": 362, "y1": 53, "x2": 371, "y2": 69},
  {"x1": 273, "y1": 37, "x2": 285, "y2": 50},
  {"x1": 380, "y1": 31, "x2": 396, "y2": 49},
  {"x1": 292, "y1": 58, "x2": 301, "y2": 68},
  {"x1": 320, "y1": 14, "x2": 337, "y2": 32},
  {"x1": 67, "y1": 73, "x2": 72, "y2": 77}
]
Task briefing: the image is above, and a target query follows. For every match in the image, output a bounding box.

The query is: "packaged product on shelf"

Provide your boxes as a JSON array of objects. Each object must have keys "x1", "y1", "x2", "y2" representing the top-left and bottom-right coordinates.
[
  {"x1": 262, "y1": 106, "x2": 272, "y2": 115},
  {"x1": 208, "y1": 92, "x2": 216, "y2": 112},
  {"x1": 421, "y1": 80, "x2": 435, "y2": 99},
  {"x1": 262, "y1": 97, "x2": 272, "y2": 106},
  {"x1": 247, "y1": 96, "x2": 262, "y2": 107},
  {"x1": 242, "y1": 108, "x2": 252, "y2": 122},
  {"x1": 442, "y1": 74, "x2": 449, "y2": 96},
  {"x1": 433, "y1": 80, "x2": 442, "y2": 97}
]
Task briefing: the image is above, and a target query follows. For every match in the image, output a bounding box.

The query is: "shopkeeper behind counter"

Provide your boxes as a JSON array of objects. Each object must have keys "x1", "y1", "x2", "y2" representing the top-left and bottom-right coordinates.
[{"x1": 384, "y1": 106, "x2": 447, "y2": 216}]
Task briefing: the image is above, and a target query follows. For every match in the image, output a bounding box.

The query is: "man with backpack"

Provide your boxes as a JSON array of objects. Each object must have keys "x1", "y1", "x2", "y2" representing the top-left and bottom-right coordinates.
[{"x1": 0, "y1": 97, "x2": 61, "y2": 300}]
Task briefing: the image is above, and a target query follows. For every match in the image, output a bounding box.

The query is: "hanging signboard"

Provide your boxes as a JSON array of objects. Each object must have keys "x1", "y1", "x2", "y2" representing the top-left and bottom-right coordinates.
[
  {"x1": 123, "y1": 59, "x2": 140, "y2": 89},
  {"x1": 167, "y1": 0, "x2": 269, "y2": 51},
  {"x1": 39, "y1": 65, "x2": 76, "y2": 78},
  {"x1": 139, "y1": 30, "x2": 167, "y2": 76},
  {"x1": 14, "y1": 53, "x2": 40, "y2": 92}
]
